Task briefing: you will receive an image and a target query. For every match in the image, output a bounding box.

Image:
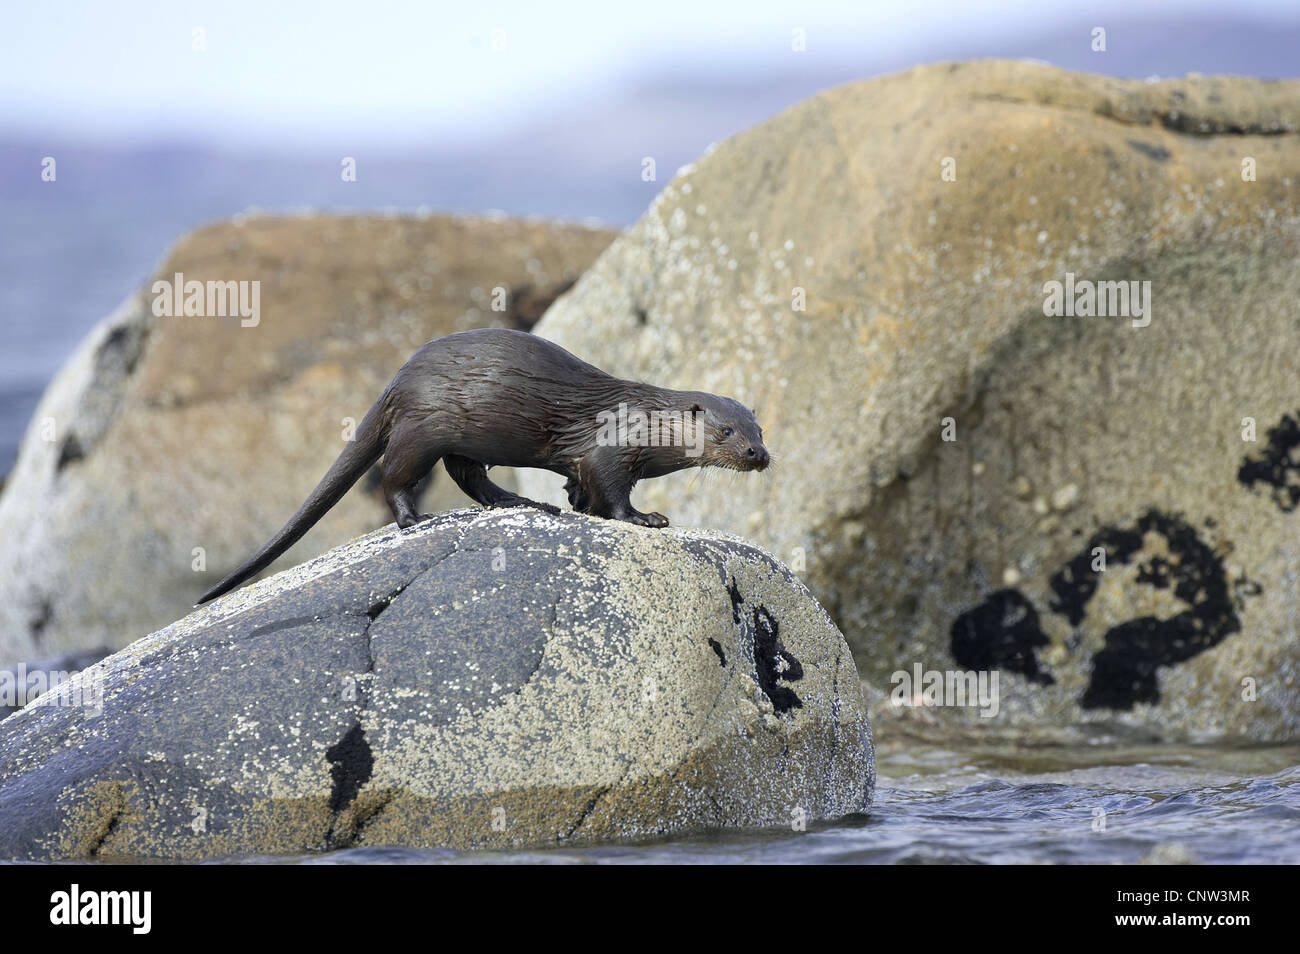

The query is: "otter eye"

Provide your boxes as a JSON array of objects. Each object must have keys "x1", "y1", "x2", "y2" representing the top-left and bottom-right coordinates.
[{"x1": 722, "y1": 427, "x2": 734, "y2": 438}]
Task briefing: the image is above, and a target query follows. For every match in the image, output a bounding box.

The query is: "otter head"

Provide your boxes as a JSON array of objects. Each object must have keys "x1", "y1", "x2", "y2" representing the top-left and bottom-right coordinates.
[{"x1": 687, "y1": 394, "x2": 770, "y2": 472}]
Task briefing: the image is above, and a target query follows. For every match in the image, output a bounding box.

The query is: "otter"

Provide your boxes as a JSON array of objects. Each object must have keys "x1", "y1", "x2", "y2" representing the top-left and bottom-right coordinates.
[{"x1": 197, "y1": 328, "x2": 769, "y2": 604}]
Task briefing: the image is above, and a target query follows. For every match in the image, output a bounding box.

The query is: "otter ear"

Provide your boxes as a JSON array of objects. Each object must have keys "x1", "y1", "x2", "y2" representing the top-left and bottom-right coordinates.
[{"x1": 690, "y1": 403, "x2": 704, "y2": 415}]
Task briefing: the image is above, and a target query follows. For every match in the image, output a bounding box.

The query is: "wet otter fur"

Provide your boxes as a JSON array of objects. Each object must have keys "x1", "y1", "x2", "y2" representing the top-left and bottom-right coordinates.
[{"x1": 198, "y1": 328, "x2": 769, "y2": 604}]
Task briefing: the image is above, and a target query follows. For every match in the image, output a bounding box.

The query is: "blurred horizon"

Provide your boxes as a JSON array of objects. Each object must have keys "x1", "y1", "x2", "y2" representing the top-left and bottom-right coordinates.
[
  {"x1": 2, "y1": 0, "x2": 1299, "y2": 472},
  {"x1": 5, "y1": 1, "x2": 1300, "y2": 152}
]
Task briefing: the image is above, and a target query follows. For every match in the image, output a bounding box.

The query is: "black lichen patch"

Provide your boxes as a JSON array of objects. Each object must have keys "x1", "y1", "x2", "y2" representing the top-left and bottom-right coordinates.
[
  {"x1": 325, "y1": 723, "x2": 373, "y2": 815},
  {"x1": 1082, "y1": 617, "x2": 1188, "y2": 709},
  {"x1": 708, "y1": 638, "x2": 726, "y2": 666},
  {"x1": 1126, "y1": 139, "x2": 1171, "y2": 161},
  {"x1": 949, "y1": 588, "x2": 1055, "y2": 685},
  {"x1": 726, "y1": 578, "x2": 744, "y2": 624},
  {"x1": 726, "y1": 576, "x2": 802, "y2": 713},
  {"x1": 56, "y1": 434, "x2": 86, "y2": 471},
  {"x1": 1238, "y1": 412, "x2": 1300, "y2": 512},
  {"x1": 750, "y1": 606, "x2": 803, "y2": 713},
  {"x1": 1049, "y1": 509, "x2": 1245, "y2": 711},
  {"x1": 1134, "y1": 554, "x2": 1174, "y2": 590},
  {"x1": 1049, "y1": 526, "x2": 1143, "y2": 626}
]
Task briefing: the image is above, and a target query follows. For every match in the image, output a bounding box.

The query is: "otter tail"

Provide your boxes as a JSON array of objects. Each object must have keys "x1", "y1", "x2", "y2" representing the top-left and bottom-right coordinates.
[{"x1": 196, "y1": 402, "x2": 390, "y2": 605}]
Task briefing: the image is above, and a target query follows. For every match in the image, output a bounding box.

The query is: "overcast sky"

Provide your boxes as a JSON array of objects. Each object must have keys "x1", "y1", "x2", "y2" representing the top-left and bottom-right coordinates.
[{"x1": 3, "y1": 0, "x2": 1297, "y2": 150}]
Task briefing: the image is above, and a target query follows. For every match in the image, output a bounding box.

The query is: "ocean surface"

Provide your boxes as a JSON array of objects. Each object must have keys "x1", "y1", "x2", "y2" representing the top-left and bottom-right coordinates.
[{"x1": 229, "y1": 738, "x2": 1300, "y2": 865}]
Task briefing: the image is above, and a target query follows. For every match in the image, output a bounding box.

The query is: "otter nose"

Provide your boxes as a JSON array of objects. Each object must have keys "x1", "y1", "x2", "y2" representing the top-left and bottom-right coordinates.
[{"x1": 745, "y1": 446, "x2": 770, "y2": 467}]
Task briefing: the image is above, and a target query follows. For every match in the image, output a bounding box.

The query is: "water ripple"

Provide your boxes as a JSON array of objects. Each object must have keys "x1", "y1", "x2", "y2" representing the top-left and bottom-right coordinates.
[{"x1": 229, "y1": 743, "x2": 1300, "y2": 865}]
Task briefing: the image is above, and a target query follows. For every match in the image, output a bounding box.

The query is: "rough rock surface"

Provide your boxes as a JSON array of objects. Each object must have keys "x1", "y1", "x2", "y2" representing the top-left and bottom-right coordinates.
[
  {"x1": 0, "y1": 508, "x2": 872, "y2": 861},
  {"x1": 0, "y1": 215, "x2": 614, "y2": 661},
  {"x1": 522, "y1": 61, "x2": 1300, "y2": 740}
]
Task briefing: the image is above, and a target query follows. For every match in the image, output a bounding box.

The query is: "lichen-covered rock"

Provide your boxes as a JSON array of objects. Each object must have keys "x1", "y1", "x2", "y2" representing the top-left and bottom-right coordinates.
[
  {"x1": 522, "y1": 60, "x2": 1300, "y2": 741},
  {"x1": 0, "y1": 214, "x2": 614, "y2": 662},
  {"x1": 0, "y1": 508, "x2": 871, "y2": 861}
]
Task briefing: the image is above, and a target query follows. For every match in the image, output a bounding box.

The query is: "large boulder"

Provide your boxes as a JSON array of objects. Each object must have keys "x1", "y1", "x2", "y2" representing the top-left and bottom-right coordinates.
[
  {"x1": 0, "y1": 214, "x2": 614, "y2": 661},
  {"x1": 522, "y1": 61, "x2": 1300, "y2": 741},
  {"x1": 0, "y1": 508, "x2": 872, "y2": 861}
]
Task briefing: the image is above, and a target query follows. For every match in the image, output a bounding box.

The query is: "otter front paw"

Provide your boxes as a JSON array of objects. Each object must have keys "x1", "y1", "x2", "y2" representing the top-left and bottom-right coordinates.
[
  {"x1": 397, "y1": 512, "x2": 435, "y2": 529},
  {"x1": 625, "y1": 511, "x2": 670, "y2": 528}
]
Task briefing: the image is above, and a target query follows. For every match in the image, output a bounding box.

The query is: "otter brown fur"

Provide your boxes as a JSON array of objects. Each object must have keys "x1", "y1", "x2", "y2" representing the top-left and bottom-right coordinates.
[{"x1": 197, "y1": 328, "x2": 769, "y2": 604}]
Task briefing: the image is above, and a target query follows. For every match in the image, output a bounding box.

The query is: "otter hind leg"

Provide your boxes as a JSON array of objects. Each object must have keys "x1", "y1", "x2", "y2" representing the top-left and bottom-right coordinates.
[
  {"x1": 381, "y1": 426, "x2": 443, "y2": 528},
  {"x1": 443, "y1": 454, "x2": 560, "y2": 516}
]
